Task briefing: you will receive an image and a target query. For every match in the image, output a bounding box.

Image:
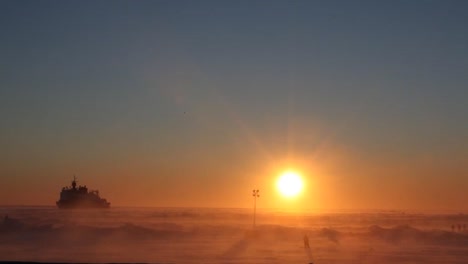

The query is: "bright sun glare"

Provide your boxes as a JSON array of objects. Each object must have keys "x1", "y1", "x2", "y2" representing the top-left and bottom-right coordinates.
[{"x1": 277, "y1": 171, "x2": 303, "y2": 198}]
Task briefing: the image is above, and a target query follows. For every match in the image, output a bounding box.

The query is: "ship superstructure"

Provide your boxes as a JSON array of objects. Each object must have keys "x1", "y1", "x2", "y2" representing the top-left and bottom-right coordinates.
[{"x1": 56, "y1": 176, "x2": 110, "y2": 209}]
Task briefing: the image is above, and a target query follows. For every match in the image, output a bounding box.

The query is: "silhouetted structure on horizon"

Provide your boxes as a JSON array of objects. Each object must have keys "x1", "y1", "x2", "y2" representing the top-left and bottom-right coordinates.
[
  {"x1": 252, "y1": 189, "x2": 259, "y2": 228},
  {"x1": 56, "y1": 176, "x2": 110, "y2": 209}
]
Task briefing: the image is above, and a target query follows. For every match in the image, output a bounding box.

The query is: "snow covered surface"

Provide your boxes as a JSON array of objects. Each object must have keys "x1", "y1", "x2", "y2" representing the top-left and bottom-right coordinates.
[{"x1": 1, "y1": 207, "x2": 467, "y2": 263}]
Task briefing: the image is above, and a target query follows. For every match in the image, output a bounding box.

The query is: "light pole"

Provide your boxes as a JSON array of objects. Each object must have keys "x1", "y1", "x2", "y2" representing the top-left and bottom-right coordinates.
[{"x1": 252, "y1": 189, "x2": 260, "y2": 229}]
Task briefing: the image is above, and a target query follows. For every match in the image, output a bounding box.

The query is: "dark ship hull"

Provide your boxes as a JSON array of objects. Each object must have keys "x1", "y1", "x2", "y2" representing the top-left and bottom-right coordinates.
[
  {"x1": 56, "y1": 199, "x2": 110, "y2": 209},
  {"x1": 57, "y1": 177, "x2": 111, "y2": 209}
]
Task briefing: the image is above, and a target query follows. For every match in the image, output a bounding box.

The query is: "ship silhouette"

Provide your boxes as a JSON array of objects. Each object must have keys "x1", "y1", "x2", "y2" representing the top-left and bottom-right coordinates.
[{"x1": 56, "y1": 176, "x2": 110, "y2": 209}]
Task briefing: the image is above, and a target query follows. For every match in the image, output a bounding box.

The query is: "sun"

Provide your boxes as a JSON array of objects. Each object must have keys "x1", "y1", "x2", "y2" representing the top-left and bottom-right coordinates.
[{"x1": 276, "y1": 171, "x2": 303, "y2": 198}]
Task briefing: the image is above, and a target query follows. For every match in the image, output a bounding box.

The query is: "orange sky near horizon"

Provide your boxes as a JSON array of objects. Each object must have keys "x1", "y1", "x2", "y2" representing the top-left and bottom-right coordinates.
[{"x1": 2, "y1": 135, "x2": 467, "y2": 211}]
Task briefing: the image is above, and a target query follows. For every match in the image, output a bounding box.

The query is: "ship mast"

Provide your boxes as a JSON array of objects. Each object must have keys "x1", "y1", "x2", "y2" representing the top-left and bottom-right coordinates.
[{"x1": 72, "y1": 175, "x2": 77, "y2": 190}]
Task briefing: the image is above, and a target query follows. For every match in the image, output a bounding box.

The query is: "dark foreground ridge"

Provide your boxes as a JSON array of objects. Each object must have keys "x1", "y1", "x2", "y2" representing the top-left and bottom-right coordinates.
[{"x1": 0, "y1": 262, "x2": 174, "y2": 264}]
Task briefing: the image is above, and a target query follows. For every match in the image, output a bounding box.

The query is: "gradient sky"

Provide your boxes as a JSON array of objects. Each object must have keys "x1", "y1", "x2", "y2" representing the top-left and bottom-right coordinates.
[{"x1": 1, "y1": 1, "x2": 467, "y2": 211}]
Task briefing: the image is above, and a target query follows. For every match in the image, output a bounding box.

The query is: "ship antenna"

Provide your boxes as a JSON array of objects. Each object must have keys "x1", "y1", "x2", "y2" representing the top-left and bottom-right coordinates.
[{"x1": 72, "y1": 175, "x2": 77, "y2": 189}]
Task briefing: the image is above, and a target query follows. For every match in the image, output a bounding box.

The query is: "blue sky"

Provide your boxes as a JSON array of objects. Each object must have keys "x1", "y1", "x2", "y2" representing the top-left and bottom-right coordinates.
[{"x1": 1, "y1": 1, "x2": 467, "y2": 209}]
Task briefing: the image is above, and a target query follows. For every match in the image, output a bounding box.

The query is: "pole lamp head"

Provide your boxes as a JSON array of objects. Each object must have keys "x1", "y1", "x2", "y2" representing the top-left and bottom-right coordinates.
[{"x1": 252, "y1": 189, "x2": 260, "y2": 197}]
